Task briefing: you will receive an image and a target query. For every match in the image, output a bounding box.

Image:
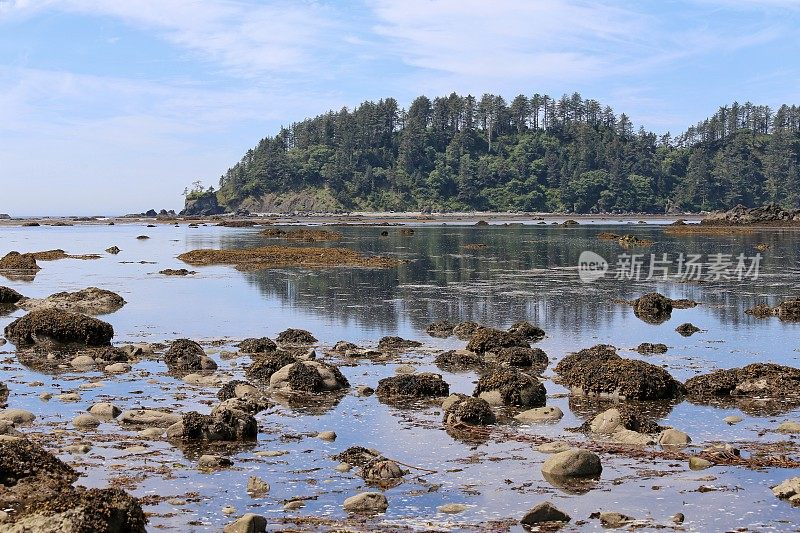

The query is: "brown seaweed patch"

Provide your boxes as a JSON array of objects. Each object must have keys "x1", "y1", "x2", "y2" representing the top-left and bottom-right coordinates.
[
  {"x1": 260, "y1": 227, "x2": 342, "y2": 242},
  {"x1": 177, "y1": 246, "x2": 400, "y2": 269},
  {"x1": 664, "y1": 225, "x2": 755, "y2": 235}
]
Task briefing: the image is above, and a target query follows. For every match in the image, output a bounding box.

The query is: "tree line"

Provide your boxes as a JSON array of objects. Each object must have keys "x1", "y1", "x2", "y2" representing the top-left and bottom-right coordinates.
[{"x1": 213, "y1": 93, "x2": 800, "y2": 213}]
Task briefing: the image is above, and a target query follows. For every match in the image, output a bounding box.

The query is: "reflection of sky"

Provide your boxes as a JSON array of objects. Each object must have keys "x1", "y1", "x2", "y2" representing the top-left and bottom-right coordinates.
[{"x1": 1, "y1": 222, "x2": 799, "y2": 530}]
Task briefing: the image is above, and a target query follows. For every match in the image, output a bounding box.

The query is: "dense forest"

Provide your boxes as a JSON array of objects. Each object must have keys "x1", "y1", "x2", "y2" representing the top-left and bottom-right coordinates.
[{"x1": 207, "y1": 93, "x2": 800, "y2": 213}]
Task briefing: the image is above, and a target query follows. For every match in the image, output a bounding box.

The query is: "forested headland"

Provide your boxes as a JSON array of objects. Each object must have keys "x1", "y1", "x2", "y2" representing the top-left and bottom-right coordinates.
[{"x1": 193, "y1": 93, "x2": 800, "y2": 214}]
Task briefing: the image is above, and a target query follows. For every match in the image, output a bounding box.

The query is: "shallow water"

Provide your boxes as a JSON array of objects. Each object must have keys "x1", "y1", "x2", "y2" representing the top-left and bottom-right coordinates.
[{"x1": 1, "y1": 221, "x2": 800, "y2": 531}]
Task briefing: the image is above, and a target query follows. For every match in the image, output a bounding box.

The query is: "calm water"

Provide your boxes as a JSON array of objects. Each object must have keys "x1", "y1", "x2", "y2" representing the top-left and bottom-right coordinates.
[{"x1": 1, "y1": 221, "x2": 800, "y2": 531}]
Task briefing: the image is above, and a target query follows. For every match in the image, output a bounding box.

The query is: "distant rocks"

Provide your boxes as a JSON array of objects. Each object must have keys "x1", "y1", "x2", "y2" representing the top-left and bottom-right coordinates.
[
  {"x1": 702, "y1": 203, "x2": 800, "y2": 226},
  {"x1": 746, "y1": 298, "x2": 800, "y2": 321},
  {"x1": 181, "y1": 191, "x2": 225, "y2": 216},
  {"x1": 637, "y1": 342, "x2": 668, "y2": 355},
  {"x1": 159, "y1": 268, "x2": 196, "y2": 276},
  {"x1": 17, "y1": 287, "x2": 126, "y2": 315}
]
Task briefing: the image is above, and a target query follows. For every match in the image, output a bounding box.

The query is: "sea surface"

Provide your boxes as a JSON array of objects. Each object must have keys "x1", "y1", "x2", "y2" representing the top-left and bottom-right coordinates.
[{"x1": 1, "y1": 220, "x2": 799, "y2": 531}]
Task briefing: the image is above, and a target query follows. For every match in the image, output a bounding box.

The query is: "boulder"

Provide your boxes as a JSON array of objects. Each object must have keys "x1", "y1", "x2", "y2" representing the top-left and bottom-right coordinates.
[
  {"x1": 0, "y1": 286, "x2": 24, "y2": 304},
  {"x1": 520, "y1": 501, "x2": 571, "y2": 527},
  {"x1": 466, "y1": 327, "x2": 528, "y2": 354},
  {"x1": 332, "y1": 446, "x2": 380, "y2": 468},
  {"x1": 0, "y1": 409, "x2": 35, "y2": 425},
  {"x1": 343, "y1": 492, "x2": 388, "y2": 514},
  {"x1": 377, "y1": 336, "x2": 422, "y2": 350},
  {"x1": 772, "y1": 477, "x2": 800, "y2": 504},
  {"x1": 236, "y1": 337, "x2": 277, "y2": 354},
  {"x1": 658, "y1": 428, "x2": 691, "y2": 446},
  {"x1": 434, "y1": 350, "x2": 487, "y2": 372},
  {"x1": 197, "y1": 454, "x2": 233, "y2": 469},
  {"x1": 443, "y1": 395, "x2": 496, "y2": 426},
  {"x1": 515, "y1": 406, "x2": 563, "y2": 423},
  {"x1": 4, "y1": 309, "x2": 113, "y2": 347},
  {"x1": 507, "y1": 321, "x2": 545, "y2": 341},
  {"x1": 452, "y1": 321, "x2": 481, "y2": 340},
  {"x1": 224, "y1": 513, "x2": 267, "y2": 533},
  {"x1": 685, "y1": 363, "x2": 800, "y2": 405},
  {"x1": 276, "y1": 328, "x2": 317, "y2": 345},
  {"x1": 777, "y1": 421, "x2": 800, "y2": 434},
  {"x1": 376, "y1": 373, "x2": 449, "y2": 402},
  {"x1": 269, "y1": 360, "x2": 349, "y2": 392},
  {"x1": 554, "y1": 345, "x2": 684, "y2": 400},
  {"x1": 163, "y1": 339, "x2": 217, "y2": 374},
  {"x1": 0, "y1": 251, "x2": 40, "y2": 272},
  {"x1": 636, "y1": 342, "x2": 668, "y2": 355},
  {"x1": 246, "y1": 477, "x2": 270, "y2": 497},
  {"x1": 474, "y1": 368, "x2": 546, "y2": 407},
  {"x1": 541, "y1": 449, "x2": 602, "y2": 478},
  {"x1": 72, "y1": 414, "x2": 101, "y2": 429},
  {"x1": 245, "y1": 351, "x2": 297, "y2": 381},
  {"x1": 361, "y1": 457, "x2": 405, "y2": 484},
  {"x1": 89, "y1": 402, "x2": 121, "y2": 419},
  {"x1": 492, "y1": 346, "x2": 549, "y2": 373},
  {"x1": 118, "y1": 409, "x2": 182, "y2": 427},
  {"x1": 632, "y1": 292, "x2": 673, "y2": 324},
  {"x1": 676, "y1": 323, "x2": 700, "y2": 336},
  {"x1": 17, "y1": 287, "x2": 126, "y2": 315},
  {"x1": 167, "y1": 408, "x2": 257, "y2": 442}
]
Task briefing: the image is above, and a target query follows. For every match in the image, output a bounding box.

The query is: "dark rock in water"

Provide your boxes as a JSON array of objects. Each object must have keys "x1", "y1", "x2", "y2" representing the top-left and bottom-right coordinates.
[
  {"x1": 675, "y1": 323, "x2": 700, "y2": 336},
  {"x1": 474, "y1": 368, "x2": 546, "y2": 407},
  {"x1": 637, "y1": 342, "x2": 668, "y2": 355},
  {"x1": 331, "y1": 340, "x2": 359, "y2": 353},
  {"x1": 145, "y1": 209, "x2": 157, "y2": 217},
  {"x1": 237, "y1": 337, "x2": 277, "y2": 354},
  {"x1": 444, "y1": 395, "x2": 495, "y2": 426},
  {"x1": 671, "y1": 298, "x2": 699, "y2": 309},
  {"x1": 452, "y1": 321, "x2": 481, "y2": 340},
  {"x1": 746, "y1": 299, "x2": 800, "y2": 321},
  {"x1": 105, "y1": 246, "x2": 121, "y2": 254},
  {"x1": 563, "y1": 219, "x2": 579, "y2": 226},
  {"x1": 332, "y1": 446, "x2": 380, "y2": 467},
  {"x1": 508, "y1": 321, "x2": 546, "y2": 341},
  {"x1": 135, "y1": 235, "x2": 149, "y2": 240},
  {"x1": 0, "y1": 381, "x2": 8, "y2": 407},
  {"x1": 0, "y1": 251, "x2": 40, "y2": 272},
  {"x1": 276, "y1": 328, "x2": 317, "y2": 345},
  {"x1": 554, "y1": 345, "x2": 684, "y2": 400},
  {"x1": 399, "y1": 228, "x2": 414, "y2": 236},
  {"x1": 475, "y1": 220, "x2": 489, "y2": 226},
  {"x1": 434, "y1": 350, "x2": 487, "y2": 372},
  {"x1": 426, "y1": 320, "x2": 456, "y2": 338},
  {"x1": 378, "y1": 336, "x2": 422, "y2": 350},
  {"x1": 520, "y1": 501, "x2": 571, "y2": 527},
  {"x1": 376, "y1": 373, "x2": 449, "y2": 402},
  {"x1": 466, "y1": 327, "x2": 528, "y2": 354},
  {"x1": 0, "y1": 285, "x2": 24, "y2": 304},
  {"x1": 170, "y1": 408, "x2": 257, "y2": 442},
  {"x1": 269, "y1": 360, "x2": 349, "y2": 392},
  {"x1": 685, "y1": 363, "x2": 800, "y2": 404},
  {"x1": 217, "y1": 380, "x2": 255, "y2": 401},
  {"x1": 4, "y1": 309, "x2": 113, "y2": 347},
  {"x1": 361, "y1": 457, "x2": 405, "y2": 486},
  {"x1": 632, "y1": 292, "x2": 673, "y2": 324},
  {"x1": 245, "y1": 351, "x2": 297, "y2": 381},
  {"x1": 380, "y1": 230, "x2": 389, "y2": 237},
  {"x1": 159, "y1": 268, "x2": 196, "y2": 276},
  {"x1": 163, "y1": 338, "x2": 218, "y2": 374},
  {"x1": 181, "y1": 191, "x2": 225, "y2": 216},
  {"x1": 493, "y1": 346, "x2": 549, "y2": 373},
  {"x1": 0, "y1": 439, "x2": 145, "y2": 532}
]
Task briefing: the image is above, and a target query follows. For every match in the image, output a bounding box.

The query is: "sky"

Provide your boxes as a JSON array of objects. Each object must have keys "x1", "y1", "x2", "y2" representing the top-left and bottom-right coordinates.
[{"x1": 1, "y1": 0, "x2": 800, "y2": 216}]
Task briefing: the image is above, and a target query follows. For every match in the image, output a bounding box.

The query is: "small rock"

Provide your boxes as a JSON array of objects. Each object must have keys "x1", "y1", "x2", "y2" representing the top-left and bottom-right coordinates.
[
  {"x1": 138, "y1": 428, "x2": 165, "y2": 438},
  {"x1": 599, "y1": 512, "x2": 633, "y2": 528},
  {"x1": 105, "y1": 362, "x2": 131, "y2": 373},
  {"x1": 70, "y1": 355, "x2": 96, "y2": 368},
  {"x1": 515, "y1": 406, "x2": 563, "y2": 423},
  {"x1": 119, "y1": 409, "x2": 182, "y2": 427},
  {"x1": 394, "y1": 364, "x2": 415, "y2": 374},
  {"x1": 658, "y1": 428, "x2": 691, "y2": 446},
  {"x1": 672, "y1": 512, "x2": 685, "y2": 524},
  {"x1": 689, "y1": 457, "x2": 713, "y2": 470},
  {"x1": 198, "y1": 454, "x2": 232, "y2": 470},
  {"x1": 0, "y1": 409, "x2": 35, "y2": 424},
  {"x1": 89, "y1": 402, "x2": 122, "y2": 418},
  {"x1": 283, "y1": 500, "x2": 305, "y2": 511},
  {"x1": 724, "y1": 415, "x2": 743, "y2": 425},
  {"x1": 223, "y1": 513, "x2": 267, "y2": 533},
  {"x1": 438, "y1": 503, "x2": 468, "y2": 514},
  {"x1": 335, "y1": 462, "x2": 352, "y2": 472},
  {"x1": 63, "y1": 443, "x2": 92, "y2": 454},
  {"x1": 541, "y1": 449, "x2": 602, "y2": 478},
  {"x1": 520, "y1": 501, "x2": 571, "y2": 526},
  {"x1": 536, "y1": 441, "x2": 572, "y2": 454},
  {"x1": 39, "y1": 392, "x2": 52, "y2": 401},
  {"x1": 317, "y1": 430, "x2": 337, "y2": 441},
  {"x1": 772, "y1": 476, "x2": 800, "y2": 502},
  {"x1": 57, "y1": 392, "x2": 81, "y2": 402},
  {"x1": 222, "y1": 506, "x2": 236, "y2": 515},
  {"x1": 343, "y1": 492, "x2": 388, "y2": 513},
  {"x1": 247, "y1": 476, "x2": 270, "y2": 496},
  {"x1": 355, "y1": 386, "x2": 374, "y2": 397},
  {"x1": 73, "y1": 413, "x2": 101, "y2": 429}
]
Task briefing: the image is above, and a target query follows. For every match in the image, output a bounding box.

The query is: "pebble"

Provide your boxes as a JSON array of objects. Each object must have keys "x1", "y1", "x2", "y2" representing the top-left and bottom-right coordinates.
[
  {"x1": 724, "y1": 415, "x2": 743, "y2": 425},
  {"x1": 221, "y1": 506, "x2": 236, "y2": 515},
  {"x1": 672, "y1": 512, "x2": 685, "y2": 524},
  {"x1": 39, "y1": 392, "x2": 52, "y2": 401},
  {"x1": 541, "y1": 449, "x2": 602, "y2": 477}
]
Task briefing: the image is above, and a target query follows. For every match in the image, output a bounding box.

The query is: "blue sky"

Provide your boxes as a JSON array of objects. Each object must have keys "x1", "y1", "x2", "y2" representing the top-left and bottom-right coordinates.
[{"x1": 1, "y1": 0, "x2": 800, "y2": 215}]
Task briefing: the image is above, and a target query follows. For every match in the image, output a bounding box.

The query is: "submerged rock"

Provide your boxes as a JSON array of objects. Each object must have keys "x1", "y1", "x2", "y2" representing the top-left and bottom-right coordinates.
[
  {"x1": 0, "y1": 286, "x2": 24, "y2": 304},
  {"x1": 636, "y1": 342, "x2": 668, "y2": 355},
  {"x1": 685, "y1": 363, "x2": 800, "y2": 405},
  {"x1": 376, "y1": 373, "x2": 449, "y2": 402},
  {"x1": 4, "y1": 309, "x2": 113, "y2": 347},
  {"x1": 675, "y1": 323, "x2": 700, "y2": 336},
  {"x1": 377, "y1": 336, "x2": 422, "y2": 350},
  {"x1": 163, "y1": 339, "x2": 217, "y2": 374},
  {"x1": 275, "y1": 328, "x2": 317, "y2": 345},
  {"x1": 269, "y1": 360, "x2": 349, "y2": 392},
  {"x1": 17, "y1": 287, "x2": 126, "y2": 315},
  {"x1": 443, "y1": 395, "x2": 496, "y2": 426},
  {"x1": 474, "y1": 368, "x2": 546, "y2": 407},
  {"x1": 332, "y1": 446, "x2": 380, "y2": 468},
  {"x1": 426, "y1": 320, "x2": 456, "y2": 338},
  {"x1": 507, "y1": 321, "x2": 545, "y2": 341},
  {"x1": 554, "y1": 345, "x2": 684, "y2": 400},
  {"x1": 167, "y1": 408, "x2": 257, "y2": 442},
  {"x1": 434, "y1": 350, "x2": 487, "y2": 372},
  {"x1": 632, "y1": 292, "x2": 673, "y2": 324},
  {"x1": 236, "y1": 337, "x2": 277, "y2": 354},
  {"x1": 466, "y1": 327, "x2": 528, "y2": 354}
]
